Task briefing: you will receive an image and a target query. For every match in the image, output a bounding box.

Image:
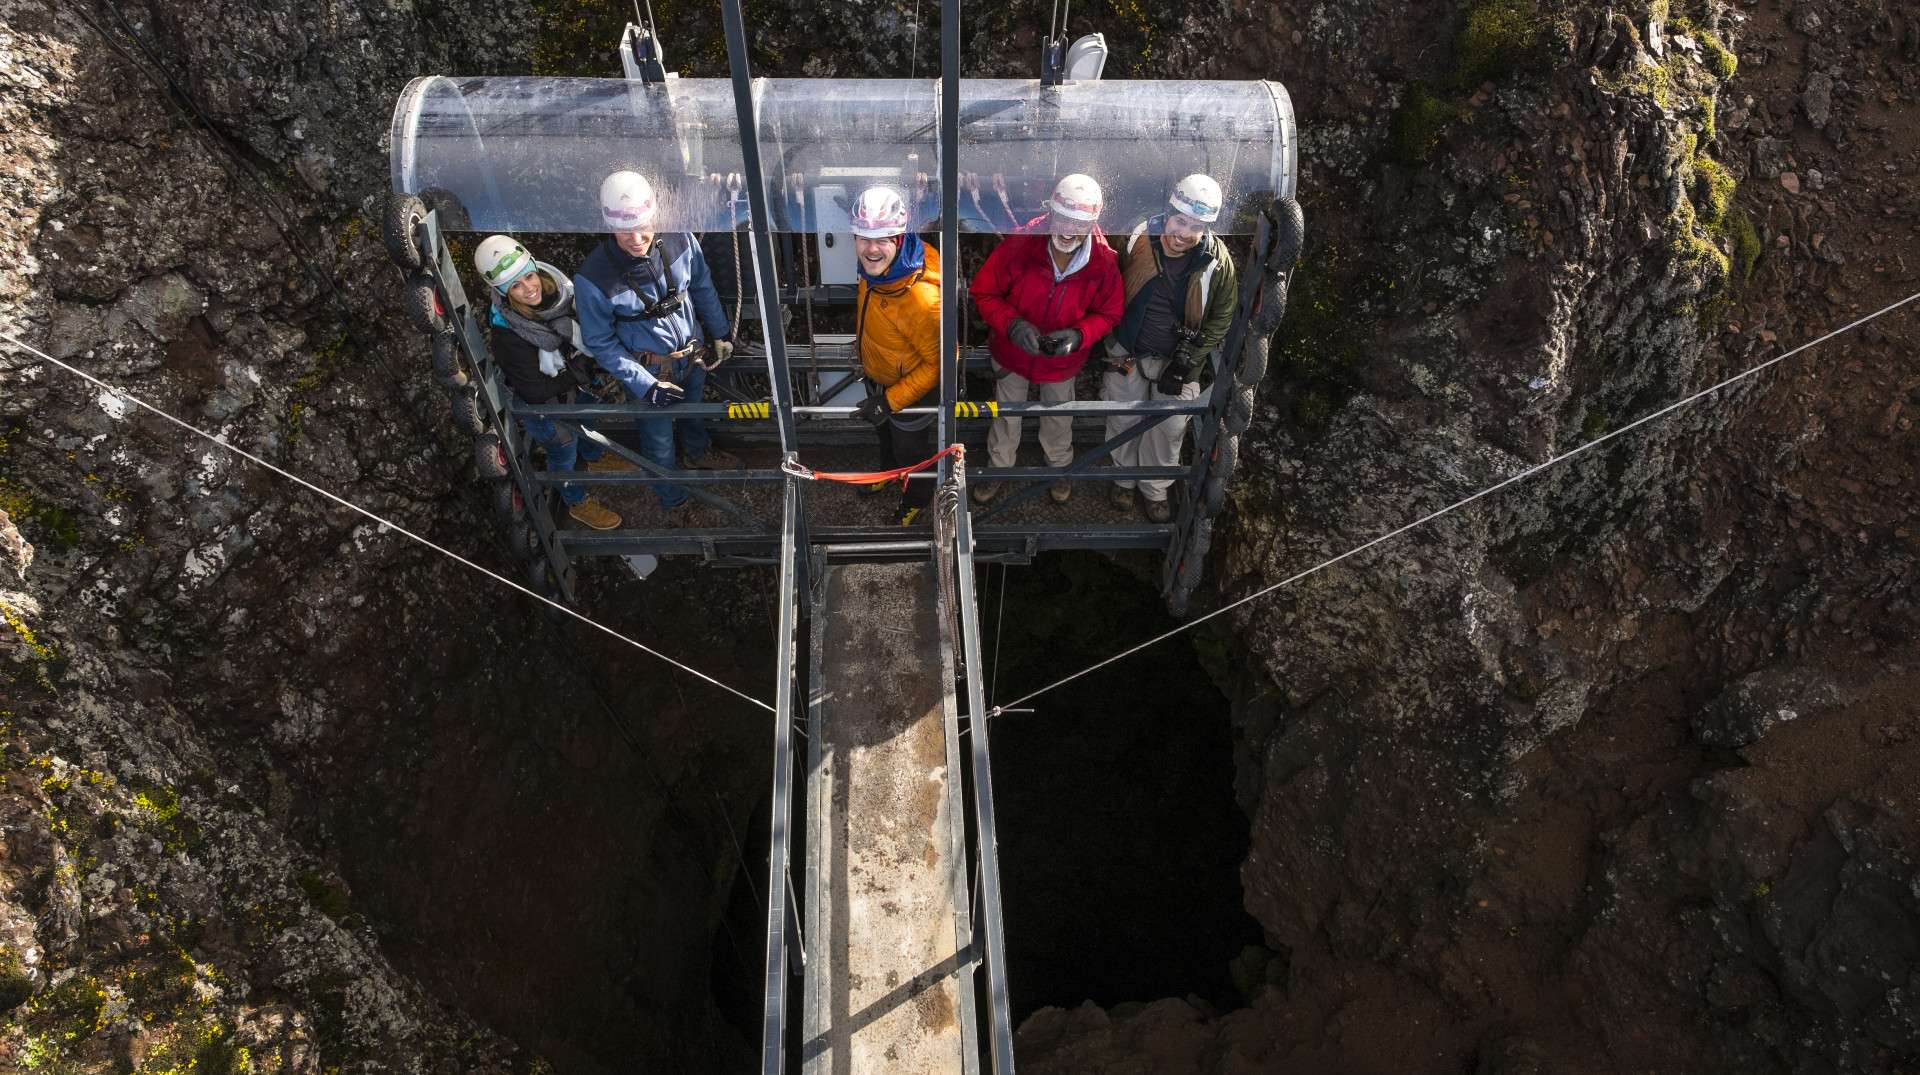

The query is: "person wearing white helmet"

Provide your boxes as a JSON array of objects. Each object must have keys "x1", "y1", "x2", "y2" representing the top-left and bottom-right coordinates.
[
  {"x1": 475, "y1": 234, "x2": 634, "y2": 530},
  {"x1": 843, "y1": 187, "x2": 943, "y2": 524},
  {"x1": 573, "y1": 170, "x2": 740, "y2": 527},
  {"x1": 968, "y1": 173, "x2": 1124, "y2": 504},
  {"x1": 1098, "y1": 173, "x2": 1239, "y2": 522}
]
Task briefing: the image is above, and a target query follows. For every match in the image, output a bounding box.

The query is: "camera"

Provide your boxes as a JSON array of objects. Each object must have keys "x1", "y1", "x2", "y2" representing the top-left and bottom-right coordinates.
[{"x1": 1038, "y1": 333, "x2": 1074, "y2": 357}]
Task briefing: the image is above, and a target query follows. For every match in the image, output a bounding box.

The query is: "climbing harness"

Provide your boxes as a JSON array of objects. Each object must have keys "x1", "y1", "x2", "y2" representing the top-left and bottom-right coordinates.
[
  {"x1": 985, "y1": 289, "x2": 1920, "y2": 718},
  {"x1": 0, "y1": 330, "x2": 777, "y2": 714}
]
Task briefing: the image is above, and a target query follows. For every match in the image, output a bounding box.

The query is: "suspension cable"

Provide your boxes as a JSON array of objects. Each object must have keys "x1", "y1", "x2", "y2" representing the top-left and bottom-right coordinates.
[
  {"x1": 0, "y1": 331, "x2": 776, "y2": 714},
  {"x1": 993, "y1": 290, "x2": 1920, "y2": 714}
]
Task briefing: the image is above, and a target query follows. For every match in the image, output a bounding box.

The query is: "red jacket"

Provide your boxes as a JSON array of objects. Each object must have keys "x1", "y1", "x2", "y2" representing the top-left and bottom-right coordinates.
[{"x1": 970, "y1": 230, "x2": 1124, "y2": 383}]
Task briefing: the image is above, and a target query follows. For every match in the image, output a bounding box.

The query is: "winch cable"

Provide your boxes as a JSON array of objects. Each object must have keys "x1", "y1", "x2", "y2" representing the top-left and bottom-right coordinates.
[
  {"x1": 0, "y1": 332, "x2": 777, "y2": 714},
  {"x1": 991, "y1": 290, "x2": 1920, "y2": 716}
]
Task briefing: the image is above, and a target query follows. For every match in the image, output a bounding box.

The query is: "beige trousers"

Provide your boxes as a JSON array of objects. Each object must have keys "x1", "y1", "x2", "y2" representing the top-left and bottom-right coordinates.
[
  {"x1": 988, "y1": 360, "x2": 1076, "y2": 468},
  {"x1": 1101, "y1": 354, "x2": 1200, "y2": 501}
]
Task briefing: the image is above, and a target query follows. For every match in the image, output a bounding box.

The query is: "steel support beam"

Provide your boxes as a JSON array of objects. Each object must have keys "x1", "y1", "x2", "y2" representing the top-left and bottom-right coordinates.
[
  {"x1": 761, "y1": 478, "x2": 803, "y2": 1074},
  {"x1": 938, "y1": 0, "x2": 960, "y2": 476},
  {"x1": 719, "y1": 0, "x2": 799, "y2": 452}
]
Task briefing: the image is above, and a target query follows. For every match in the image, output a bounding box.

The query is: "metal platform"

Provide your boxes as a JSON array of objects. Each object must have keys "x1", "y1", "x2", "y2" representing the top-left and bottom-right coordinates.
[{"x1": 802, "y1": 561, "x2": 974, "y2": 1074}]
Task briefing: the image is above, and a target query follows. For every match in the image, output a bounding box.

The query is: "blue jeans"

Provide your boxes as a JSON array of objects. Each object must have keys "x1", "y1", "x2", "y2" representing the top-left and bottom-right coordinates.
[
  {"x1": 523, "y1": 416, "x2": 604, "y2": 507},
  {"x1": 636, "y1": 357, "x2": 711, "y2": 508}
]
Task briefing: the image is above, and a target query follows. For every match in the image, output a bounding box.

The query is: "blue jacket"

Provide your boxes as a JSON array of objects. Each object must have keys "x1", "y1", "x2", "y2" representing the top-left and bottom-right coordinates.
[{"x1": 573, "y1": 235, "x2": 730, "y2": 393}]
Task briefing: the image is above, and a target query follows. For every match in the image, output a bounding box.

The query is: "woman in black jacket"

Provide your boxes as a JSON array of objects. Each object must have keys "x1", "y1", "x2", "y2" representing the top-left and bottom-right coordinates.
[{"x1": 476, "y1": 234, "x2": 634, "y2": 529}]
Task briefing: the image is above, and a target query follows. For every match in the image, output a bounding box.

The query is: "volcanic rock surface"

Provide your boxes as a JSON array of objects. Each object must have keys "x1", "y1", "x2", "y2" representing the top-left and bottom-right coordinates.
[{"x1": 0, "y1": 0, "x2": 1916, "y2": 1071}]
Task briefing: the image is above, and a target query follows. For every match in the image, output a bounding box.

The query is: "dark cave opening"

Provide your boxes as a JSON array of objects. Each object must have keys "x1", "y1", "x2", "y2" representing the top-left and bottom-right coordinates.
[
  {"x1": 980, "y1": 551, "x2": 1262, "y2": 1020},
  {"x1": 697, "y1": 550, "x2": 1260, "y2": 1063}
]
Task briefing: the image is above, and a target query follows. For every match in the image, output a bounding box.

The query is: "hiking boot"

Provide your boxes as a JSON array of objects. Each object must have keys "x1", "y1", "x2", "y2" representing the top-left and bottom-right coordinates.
[
  {"x1": 858, "y1": 477, "x2": 896, "y2": 498},
  {"x1": 683, "y1": 447, "x2": 741, "y2": 470},
  {"x1": 1142, "y1": 496, "x2": 1173, "y2": 523},
  {"x1": 970, "y1": 481, "x2": 999, "y2": 504},
  {"x1": 1108, "y1": 483, "x2": 1135, "y2": 511},
  {"x1": 893, "y1": 503, "x2": 924, "y2": 525},
  {"x1": 586, "y1": 453, "x2": 639, "y2": 472},
  {"x1": 568, "y1": 496, "x2": 622, "y2": 530},
  {"x1": 1049, "y1": 482, "x2": 1072, "y2": 504},
  {"x1": 662, "y1": 501, "x2": 699, "y2": 528}
]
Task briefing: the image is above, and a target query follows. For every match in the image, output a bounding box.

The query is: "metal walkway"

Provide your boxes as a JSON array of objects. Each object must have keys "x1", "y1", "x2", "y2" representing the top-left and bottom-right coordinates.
[
  {"x1": 762, "y1": 471, "x2": 1015, "y2": 1075},
  {"x1": 802, "y1": 561, "x2": 974, "y2": 1073}
]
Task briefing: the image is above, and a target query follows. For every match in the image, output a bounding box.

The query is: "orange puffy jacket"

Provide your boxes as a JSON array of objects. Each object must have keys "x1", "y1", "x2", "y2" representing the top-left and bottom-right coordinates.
[{"x1": 856, "y1": 244, "x2": 942, "y2": 412}]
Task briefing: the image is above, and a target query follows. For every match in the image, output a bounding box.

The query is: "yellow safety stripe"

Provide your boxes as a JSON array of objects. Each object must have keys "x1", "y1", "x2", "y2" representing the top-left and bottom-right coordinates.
[
  {"x1": 726, "y1": 401, "x2": 772, "y2": 419},
  {"x1": 953, "y1": 401, "x2": 999, "y2": 418}
]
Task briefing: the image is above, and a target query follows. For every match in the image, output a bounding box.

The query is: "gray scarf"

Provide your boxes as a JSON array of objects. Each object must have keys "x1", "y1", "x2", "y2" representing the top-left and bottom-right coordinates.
[{"x1": 494, "y1": 294, "x2": 574, "y2": 353}]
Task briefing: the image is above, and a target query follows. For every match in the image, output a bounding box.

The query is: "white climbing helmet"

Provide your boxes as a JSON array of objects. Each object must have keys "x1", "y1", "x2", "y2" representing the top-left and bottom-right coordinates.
[
  {"x1": 474, "y1": 234, "x2": 536, "y2": 293},
  {"x1": 600, "y1": 170, "x2": 657, "y2": 231},
  {"x1": 849, "y1": 187, "x2": 911, "y2": 238},
  {"x1": 1170, "y1": 173, "x2": 1222, "y2": 224},
  {"x1": 1043, "y1": 173, "x2": 1104, "y2": 222}
]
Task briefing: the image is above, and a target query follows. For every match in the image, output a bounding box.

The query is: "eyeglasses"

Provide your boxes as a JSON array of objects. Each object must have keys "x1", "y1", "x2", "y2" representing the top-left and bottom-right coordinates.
[{"x1": 1048, "y1": 212, "x2": 1094, "y2": 236}]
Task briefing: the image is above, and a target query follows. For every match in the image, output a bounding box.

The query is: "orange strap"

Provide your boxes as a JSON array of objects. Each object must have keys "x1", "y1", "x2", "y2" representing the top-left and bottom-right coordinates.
[{"x1": 781, "y1": 444, "x2": 963, "y2": 485}]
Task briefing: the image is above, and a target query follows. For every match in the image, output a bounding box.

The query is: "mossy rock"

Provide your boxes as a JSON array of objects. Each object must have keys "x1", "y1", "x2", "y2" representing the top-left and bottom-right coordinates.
[
  {"x1": 1453, "y1": 0, "x2": 1545, "y2": 88},
  {"x1": 1388, "y1": 83, "x2": 1463, "y2": 167},
  {"x1": 0, "y1": 969, "x2": 29, "y2": 1015},
  {"x1": 299, "y1": 873, "x2": 352, "y2": 922}
]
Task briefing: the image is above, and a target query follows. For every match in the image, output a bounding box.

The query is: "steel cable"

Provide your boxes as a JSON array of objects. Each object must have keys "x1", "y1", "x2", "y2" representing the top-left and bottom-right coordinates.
[
  {"x1": 994, "y1": 290, "x2": 1920, "y2": 714},
  {"x1": 0, "y1": 331, "x2": 777, "y2": 713}
]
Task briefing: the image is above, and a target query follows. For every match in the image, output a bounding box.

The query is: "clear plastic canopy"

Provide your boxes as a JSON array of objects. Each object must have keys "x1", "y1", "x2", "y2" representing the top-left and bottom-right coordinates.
[{"x1": 391, "y1": 76, "x2": 1295, "y2": 235}]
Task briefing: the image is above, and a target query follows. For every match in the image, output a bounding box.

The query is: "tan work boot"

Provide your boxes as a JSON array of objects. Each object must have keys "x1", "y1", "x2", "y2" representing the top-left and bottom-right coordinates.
[
  {"x1": 662, "y1": 501, "x2": 699, "y2": 528},
  {"x1": 568, "y1": 497, "x2": 621, "y2": 530},
  {"x1": 682, "y1": 447, "x2": 741, "y2": 470},
  {"x1": 1143, "y1": 497, "x2": 1173, "y2": 523},
  {"x1": 970, "y1": 481, "x2": 998, "y2": 504},
  {"x1": 1109, "y1": 483, "x2": 1135, "y2": 511},
  {"x1": 586, "y1": 453, "x2": 639, "y2": 472},
  {"x1": 1049, "y1": 482, "x2": 1072, "y2": 504}
]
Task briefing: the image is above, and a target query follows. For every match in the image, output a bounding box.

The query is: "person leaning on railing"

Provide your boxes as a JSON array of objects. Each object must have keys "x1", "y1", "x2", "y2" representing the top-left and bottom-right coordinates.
[
  {"x1": 845, "y1": 188, "x2": 942, "y2": 526},
  {"x1": 573, "y1": 170, "x2": 742, "y2": 529},
  {"x1": 1100, "y1": 174, "x2": 1239, "y2": 524},
  {"x1": 967, "y1": 173, "x2": 1125, "y2": 506},
  {"x1": 474, "y1": 235, "x2": 634, "y2": 531}
]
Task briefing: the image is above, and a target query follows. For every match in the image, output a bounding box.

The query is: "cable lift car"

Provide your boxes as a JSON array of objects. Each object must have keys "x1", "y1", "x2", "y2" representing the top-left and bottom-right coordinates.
[
  {"x1": 382, "y1": 12, "x2": 1298, "y2": 616},
  {"x1": 382, "y1": 2, "x2": 1301, "y2": 1069}
]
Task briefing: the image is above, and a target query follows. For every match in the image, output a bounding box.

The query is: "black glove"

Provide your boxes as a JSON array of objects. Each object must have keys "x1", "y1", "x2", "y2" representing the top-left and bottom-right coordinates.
[
  {"x1": 645, "y1": 380, "x2": 686, "y2": 407},
  {"x1": 852, "y1": 391, "x2": 892, "y2": 427},
  {"x1": 1006, "y1": 318, "x2": 1043, "y2": 355},
  {"x1": 1041, "y1": 327, "x2": 1081, "y2": 355},
  {"x1": 566, "y1": 353, "x2": 594, "y2": 386},
  {"x1": 704, "y1": 336, "x2": 734, "y2": 369},
  {"x1": 1155, "y1": 359, "x2": 1190, "y2": 397}
]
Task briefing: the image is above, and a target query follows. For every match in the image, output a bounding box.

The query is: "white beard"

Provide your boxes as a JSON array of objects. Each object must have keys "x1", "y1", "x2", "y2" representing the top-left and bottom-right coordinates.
[{"x1": 1051, "y1": 233, "x2": 1086, "y2": 253}]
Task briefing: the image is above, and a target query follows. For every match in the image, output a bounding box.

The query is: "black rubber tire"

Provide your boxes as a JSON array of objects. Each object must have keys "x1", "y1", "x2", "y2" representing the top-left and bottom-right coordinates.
[
  {"x1": 1166, "y1": 583, "x2": 1193, "y2": 618},
  {"x1": 1225, "y1": 381, "x2": 1258, "y2": 436},
  {"x1": 508, "y1": 517, "x2": 540, "y2": 562},
  {"x1": 1268, "y1": 196, "x2": 1306, "y2": 274},
  {"x1": 491, "y1": 478, "x2": 526, "y2": 526},
  {"x1": 383, "y1": 193, "x2": 428, "y2": 271},
  {"x1": 430, "y1": 332, "x2": 461, "y2": 377},
  {"x1": 1178, "y1": 515, "x2": 1213, "y2": 589},
  {"x1": 474, "y1": 433, "x2": 507, "y2": 479},
  {"x1": 1234, "y1": 337, "x2": 1269, "y2": 388},
  {"x1": 1202, "y1": 470, "x2": 1229, "y2": 518},
  {"x1": 449, "y1": 386, "x2": 488, "y2": 435},
  {"x1": 1207, "y1": 430, "x2": 1240, "y2": 483},
  {"x1": 420, "y1": 187, "x2": 473, "y2": 231},
  {"x1": 406, "y1": 274, "x2": 450, "y2": 336}
]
